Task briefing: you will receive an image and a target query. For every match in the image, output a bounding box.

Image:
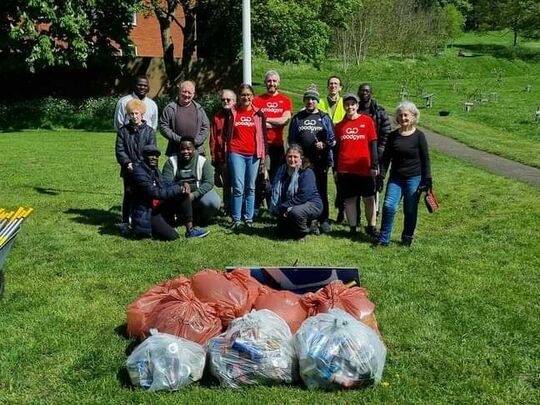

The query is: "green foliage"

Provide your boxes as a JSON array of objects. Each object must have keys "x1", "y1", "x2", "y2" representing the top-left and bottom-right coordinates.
[
  {"x1": 0, "y1": 0, "x2": 136, "y2": 73},
  {"x1": 0, "y1": 131, "x2": 539, "y2": 402},
  {"x1": 476, "y1": 0, "x2": 540, "y2": 46},
  {"x1": 440, "y1": 4, "x2": 465, "y2": 44}
]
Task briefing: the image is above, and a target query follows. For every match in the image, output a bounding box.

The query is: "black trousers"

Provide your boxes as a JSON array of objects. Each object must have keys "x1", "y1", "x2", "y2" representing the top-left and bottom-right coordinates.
[
  {"x1": 313, "y1": 165, "x2": 329, "y2": 222},
  {"x1": 121, "y1": 177, "x2": 134, "y2": 224},
  {"x1": 277, "y1": 202, "x2": 322, "y2": 239},
  {"x1": 151, "y1": 194, "x2": 193, "y2": 241}
]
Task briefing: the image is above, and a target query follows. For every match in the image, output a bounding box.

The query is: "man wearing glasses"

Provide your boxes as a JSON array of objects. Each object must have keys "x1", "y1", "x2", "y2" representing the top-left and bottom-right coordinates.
[{"x1": 210, "y1": 89, "x2": 237, "y2": 214}]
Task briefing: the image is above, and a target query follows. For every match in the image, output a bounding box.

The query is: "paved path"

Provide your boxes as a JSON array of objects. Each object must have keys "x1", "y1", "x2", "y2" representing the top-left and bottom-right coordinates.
[{"x1": 419, "y1": 126, "x2": 540, "y2": 188}]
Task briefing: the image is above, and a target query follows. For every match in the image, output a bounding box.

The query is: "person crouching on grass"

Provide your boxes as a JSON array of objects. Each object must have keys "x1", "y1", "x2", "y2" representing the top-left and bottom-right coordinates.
[
  {"x1": 334, "y1": 93, "x2": 379, "y2": 238},
  {"x1": 270, "y1": 144, "x2": 323, "y2": 241},
  {"x1": 162, "y1": 136, "x2": 221, "y2": 226},
  {"x1": 131, "y1": 145, "x2": 209, "y2": 240},
  {"x1": 115, "y1": 98, "x2": 156, "y2": 235}
]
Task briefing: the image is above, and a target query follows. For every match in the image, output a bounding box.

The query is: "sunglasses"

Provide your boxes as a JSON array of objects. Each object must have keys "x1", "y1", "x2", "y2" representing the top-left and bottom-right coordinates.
[{"x1": 221, "y1": 98, "x2": 233, "y2": 102}]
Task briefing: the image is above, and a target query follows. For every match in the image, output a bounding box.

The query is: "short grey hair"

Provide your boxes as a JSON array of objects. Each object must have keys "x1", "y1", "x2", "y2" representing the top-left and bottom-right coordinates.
[
  {"x1": 264, "y1": 70, "x2": 280, "y2": 82},
  {"x1": 220, "y1": 88, "x2": 237, "y2": 101},
  {"x1": 395, "y1": 100, "x2": 420, "y2": 125}
]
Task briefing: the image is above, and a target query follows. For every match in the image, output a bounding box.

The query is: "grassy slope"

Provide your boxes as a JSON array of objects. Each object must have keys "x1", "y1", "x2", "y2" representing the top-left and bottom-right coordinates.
[
  {"x1": 252, "y1": 32, "x2": 540, "y2": 167},
  {"x1": 0, "y1": 131, "x2": 538, "y2": 403}
]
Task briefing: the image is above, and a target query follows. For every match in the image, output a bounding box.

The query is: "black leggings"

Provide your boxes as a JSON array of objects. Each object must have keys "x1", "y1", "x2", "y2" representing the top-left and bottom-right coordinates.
[{"x1": 151, "y1": 194, "x2": 193, "y2": 241}]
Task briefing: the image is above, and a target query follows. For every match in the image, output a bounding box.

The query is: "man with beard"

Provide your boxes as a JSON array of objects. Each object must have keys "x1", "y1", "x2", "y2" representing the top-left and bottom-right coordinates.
[
  {"x1": 160, "y1": 80, "x2": 210, "y2": 157},
  {"x1": 162, "y1": 136, "x2": 220, "y2": 226},
  {"x1": 288, "y1": 85, "x2": 335, "y2": 234},
  {"x1": 131, "y1": 145, "x2": 209, "y2": 240},
  {"x1": 253, "y1": 70, "x2": 293, "y2": 181},
  {"x1": 114, "y1": 75, "x2": 158, "y2": 131}
]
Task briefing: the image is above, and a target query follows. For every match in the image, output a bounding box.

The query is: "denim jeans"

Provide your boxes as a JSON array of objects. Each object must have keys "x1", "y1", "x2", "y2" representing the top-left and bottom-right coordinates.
[
  {"x1": 228, "y1": 152, "x2": 260, "y2": 222},
  {"x1": 378, "y1": 175, "x2": 421, "y2": 244}
]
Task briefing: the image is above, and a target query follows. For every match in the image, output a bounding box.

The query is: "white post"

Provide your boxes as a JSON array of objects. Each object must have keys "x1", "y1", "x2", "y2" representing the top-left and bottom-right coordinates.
[{"x1": 242, "y1": 0, "x2": 252, "y2": 85}]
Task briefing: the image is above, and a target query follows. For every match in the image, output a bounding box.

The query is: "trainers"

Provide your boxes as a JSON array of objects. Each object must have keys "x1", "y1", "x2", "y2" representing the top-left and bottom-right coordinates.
[
  {"x1": 244, "y1": 221, "x2": 253, "y2": 229},
  {"x1": 320, "y1": 221, "x2": 332, "y2": 233},
  {"x1": 117, "y1": 223, "x2": 130, "y2": 236},
  {"x1": 309, "y1": 221, "x2": 320, "y2": 235},
  {"x1": 365, "y1": 226, "x2": 379, "y2": 238},
  {"x1": 185, "y1": 228, "x2": 209, "y2": 238},
  {"x1": 371, "y1": 239, "x2": 389, "y2": 247},
  {"x1": 229, "y1": 221, "x2": 241, "y2": 231}
]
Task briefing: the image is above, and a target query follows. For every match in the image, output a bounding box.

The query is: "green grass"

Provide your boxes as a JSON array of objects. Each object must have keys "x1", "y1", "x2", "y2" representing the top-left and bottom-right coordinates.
[
  {"x1": 252, "y1": 32, "x2": 540, "y2": 167},
  {"x1": 0, "y1": 130, "x2": 539, "y2": 403}
]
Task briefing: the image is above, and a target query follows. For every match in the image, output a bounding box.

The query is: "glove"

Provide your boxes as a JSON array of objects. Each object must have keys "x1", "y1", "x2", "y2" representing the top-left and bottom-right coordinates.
[
  {"x1": 375, "y1": 175, "x2": 385, "y2": 193},
  {"x1": 418, "y1": 178, "x2": 432, "y2": 192}
]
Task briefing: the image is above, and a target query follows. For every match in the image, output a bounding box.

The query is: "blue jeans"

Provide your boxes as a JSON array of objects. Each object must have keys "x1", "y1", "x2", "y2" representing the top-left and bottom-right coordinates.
[
  {"x1": 378, "y1": 175, "x2": 421, "y2": 244},
  {"x1": 228, "y1": 152, "x2": 260, "y2": 222}
]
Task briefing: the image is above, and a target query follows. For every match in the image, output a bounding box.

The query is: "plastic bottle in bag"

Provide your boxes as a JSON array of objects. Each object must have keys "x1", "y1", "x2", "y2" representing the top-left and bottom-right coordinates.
[
  {"x1": 126, "y1": 329, "x2": 206, "y2": 391},
  {"x1": 294, "y1": 308, "x2": 386, "y2": 390}
]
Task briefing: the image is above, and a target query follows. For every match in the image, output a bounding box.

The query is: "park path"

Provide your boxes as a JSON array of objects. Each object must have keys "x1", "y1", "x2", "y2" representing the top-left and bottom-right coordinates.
[{"x1": 419, "y1": 126, "x2": 540, "y2": 188}]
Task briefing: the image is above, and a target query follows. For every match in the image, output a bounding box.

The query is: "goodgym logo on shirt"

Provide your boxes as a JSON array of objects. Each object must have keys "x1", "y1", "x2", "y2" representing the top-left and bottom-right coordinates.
[
  {"x1": 260, "y1": 101, "x2": 283, "y2": 114},
  {"x1": 298, "y1": 118, "x2": 323, "y2": 133},
  {"x1": 341, "y1": 127, "x2": 366, "y2": 141},
  {"x1": 235, "y1": 116, "x2": 255, "y2": 127}
]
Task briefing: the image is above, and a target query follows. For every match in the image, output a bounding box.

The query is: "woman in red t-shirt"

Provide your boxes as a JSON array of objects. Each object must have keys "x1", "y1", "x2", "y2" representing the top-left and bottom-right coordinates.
[
  {"x1": 334, "y1": 93, "x2": 379, "y2": 237},
  {"x1": 226, "y1": 84, "x2": 267, "y2": 230}
]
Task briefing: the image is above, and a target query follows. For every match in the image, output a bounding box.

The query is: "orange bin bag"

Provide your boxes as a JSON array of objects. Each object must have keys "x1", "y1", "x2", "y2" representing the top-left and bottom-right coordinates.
[
  {"x1": 314, "y1": 281, "x2": 382, "y2": 337},
  {"x1": 147, "y1": 283, "x2": 223, "y2": 345},
  {"x1": 225, "y1": 268, "x2": 265, "y2": 308},
  {"x1": 126, "y1": 276, "x2": 190, "y2": 339},
  {"x1": 254, "y1": 288, "x2": 311, "y2": 334},
  {"x1": 190, "y1": 269, "x2": 250, "y2": 327}
]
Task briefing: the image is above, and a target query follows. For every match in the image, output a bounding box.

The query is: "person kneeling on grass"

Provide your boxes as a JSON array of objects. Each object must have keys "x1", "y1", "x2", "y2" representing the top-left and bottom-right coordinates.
[
  {"x1": 270, "y1": 144, "x2": 322, "y2": 241},
  {"x1": 131, "y1": 145, "x2": 209, "y2": 240},
  {"x1": 162, "y1": 136, "x2": 221, "y2": 226}
]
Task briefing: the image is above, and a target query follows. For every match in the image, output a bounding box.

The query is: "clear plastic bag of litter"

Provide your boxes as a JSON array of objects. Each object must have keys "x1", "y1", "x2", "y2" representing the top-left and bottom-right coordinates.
[
  {"x1": 208, "y1": 309, "x2": 296, "y2": 388},
  {"x1": 126, "y1": 329, "x2": 206, "y2": 391},
  {"x1": 294, "y1": 308, "x2": 386, "y2": 390}
]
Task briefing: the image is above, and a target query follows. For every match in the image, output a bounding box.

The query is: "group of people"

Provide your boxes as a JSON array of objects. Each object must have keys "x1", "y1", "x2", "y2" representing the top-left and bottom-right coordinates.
[{"x1": 114, "y1": 71, "x2": 433, "y2": 246}]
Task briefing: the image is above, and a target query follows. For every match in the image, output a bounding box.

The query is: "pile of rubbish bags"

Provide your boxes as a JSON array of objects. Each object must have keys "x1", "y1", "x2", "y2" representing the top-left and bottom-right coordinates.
[{"x1": 125, "y1": 268, "x2": 386, "y2": 391}]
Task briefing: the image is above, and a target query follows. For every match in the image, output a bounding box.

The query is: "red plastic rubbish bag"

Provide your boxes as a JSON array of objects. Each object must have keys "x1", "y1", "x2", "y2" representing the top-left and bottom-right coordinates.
[
  {"x1": 254, "y1": 288, "x2": 315, "y2": 334},
  {"x1": 191, "y1": 269, "x2": 251, "y2": 327},
  {"x1": 126, "y1": 276, "x2": 190, "y2": 339},
  {"x1": 147, "y1": 282, "x2": 223, "y2": 345},
  {"x1": 312, "y1": 281, "x2": 381, "y2": 337},
  {"x1": 226, "y1": 268, "x2": 265, "y2": 308}
]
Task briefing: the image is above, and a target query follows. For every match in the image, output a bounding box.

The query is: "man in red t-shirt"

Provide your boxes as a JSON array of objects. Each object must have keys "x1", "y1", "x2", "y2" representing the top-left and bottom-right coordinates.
[
  {"x1": 253, "y1": 70, "x2": 293, "y2": 181},
  {"x1": 334, "y1": 93, "x2": 379, "y2": 237}
]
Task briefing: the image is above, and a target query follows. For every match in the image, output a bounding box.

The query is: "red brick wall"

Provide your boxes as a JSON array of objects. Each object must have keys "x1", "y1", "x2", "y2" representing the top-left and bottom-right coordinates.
[{"x1": 130, "y1": 8, "x2": 185, "y2": 58}]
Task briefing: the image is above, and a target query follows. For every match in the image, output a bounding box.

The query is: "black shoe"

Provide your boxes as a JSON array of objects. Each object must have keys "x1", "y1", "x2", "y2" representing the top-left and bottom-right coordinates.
[
  {"x1": 349, "y1": 226, "x2": 357, "y2": 235},
  {"x1": 365, "y1": 226, "x2": 379, "y2": 238},
  {"x1": 371, "y1": 239, "x2": 389, "y2": 248},
  {"x1": 401, "y1": 238, "x2": 413, "y2": 247}
]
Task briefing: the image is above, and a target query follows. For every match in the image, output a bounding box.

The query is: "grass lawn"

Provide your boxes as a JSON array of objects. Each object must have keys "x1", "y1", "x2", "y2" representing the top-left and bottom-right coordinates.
[
  {"x1": 0, "y1": 130, "x2": 538, "y2": 403},
  {"x1": 252, "y1": 32, "x2": 540, "y2": 168}
]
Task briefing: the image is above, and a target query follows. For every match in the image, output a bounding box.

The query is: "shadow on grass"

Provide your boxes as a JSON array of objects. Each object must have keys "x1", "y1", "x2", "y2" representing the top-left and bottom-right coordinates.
[
  {"x1": 65, "y1": 207, "x2": 120, "y2": 236},
  {"x1": 34, "y1": 186, "x2": 118, "y2": 196},
  {"x1": 451, "y1": 43, "x2": 540, "y2": 62}
]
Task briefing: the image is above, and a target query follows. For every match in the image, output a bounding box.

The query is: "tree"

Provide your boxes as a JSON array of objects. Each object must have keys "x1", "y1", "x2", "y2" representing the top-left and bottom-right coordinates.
[
  {"x1": 440, "y1": 4, "x2": 465, "y2": 46},
  {"x1": 1, "y1": 0, "x2": 136, "y2": 73},
  {"x1": 142, "y1": 0, "x2": 197, "y2": 90},
  {"x1": 476, "y1": 0, "x2": 540, "y2": 46}
]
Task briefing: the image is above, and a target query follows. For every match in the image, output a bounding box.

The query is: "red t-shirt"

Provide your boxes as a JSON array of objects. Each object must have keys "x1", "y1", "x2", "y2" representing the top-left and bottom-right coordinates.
[
  {"x1": 253, "y1": 93, "x2": 292, "y2": 146},
  {"x1": 229, "y1": 108, "x2": 257, "y2": 156},
  {"x1": 335, "y1": 114, "x2": 377, "y2": 176}
]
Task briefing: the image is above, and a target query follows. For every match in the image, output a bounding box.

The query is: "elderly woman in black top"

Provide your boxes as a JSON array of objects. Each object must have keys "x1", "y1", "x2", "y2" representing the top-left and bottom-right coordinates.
[
  {"x1": 270, "y1": 144, "x2": 323, "y2": 240},
  {"x1": 375, "y1": 101, "x2": 432, "y2": 247}
]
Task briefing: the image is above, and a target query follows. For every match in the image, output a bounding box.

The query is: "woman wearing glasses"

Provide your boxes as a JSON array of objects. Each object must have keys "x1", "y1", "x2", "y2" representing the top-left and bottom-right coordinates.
[
  {"x1": 225, "y1": 84, "x2": 268, "y2": 230},
  {"x1": 210, "y1": 89, "x2": 237, "y2": 215}
]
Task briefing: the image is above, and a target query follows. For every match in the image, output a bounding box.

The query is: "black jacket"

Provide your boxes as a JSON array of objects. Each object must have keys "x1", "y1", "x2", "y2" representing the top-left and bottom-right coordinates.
[
  {"x1": 131, "y1": 161, "x2": 182, "y2": 237},
  {"x1": 115, "y1": 122, "x2": 156, "y2": 177},
  {"x1": 360, "y1": 100, "x2": 391, "y2": 159}
]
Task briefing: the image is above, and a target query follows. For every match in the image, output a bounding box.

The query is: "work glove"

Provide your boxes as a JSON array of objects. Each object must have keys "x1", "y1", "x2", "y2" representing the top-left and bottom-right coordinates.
[{"x1": 418, "y1": 178, "x2": 433, "y2": 193}]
